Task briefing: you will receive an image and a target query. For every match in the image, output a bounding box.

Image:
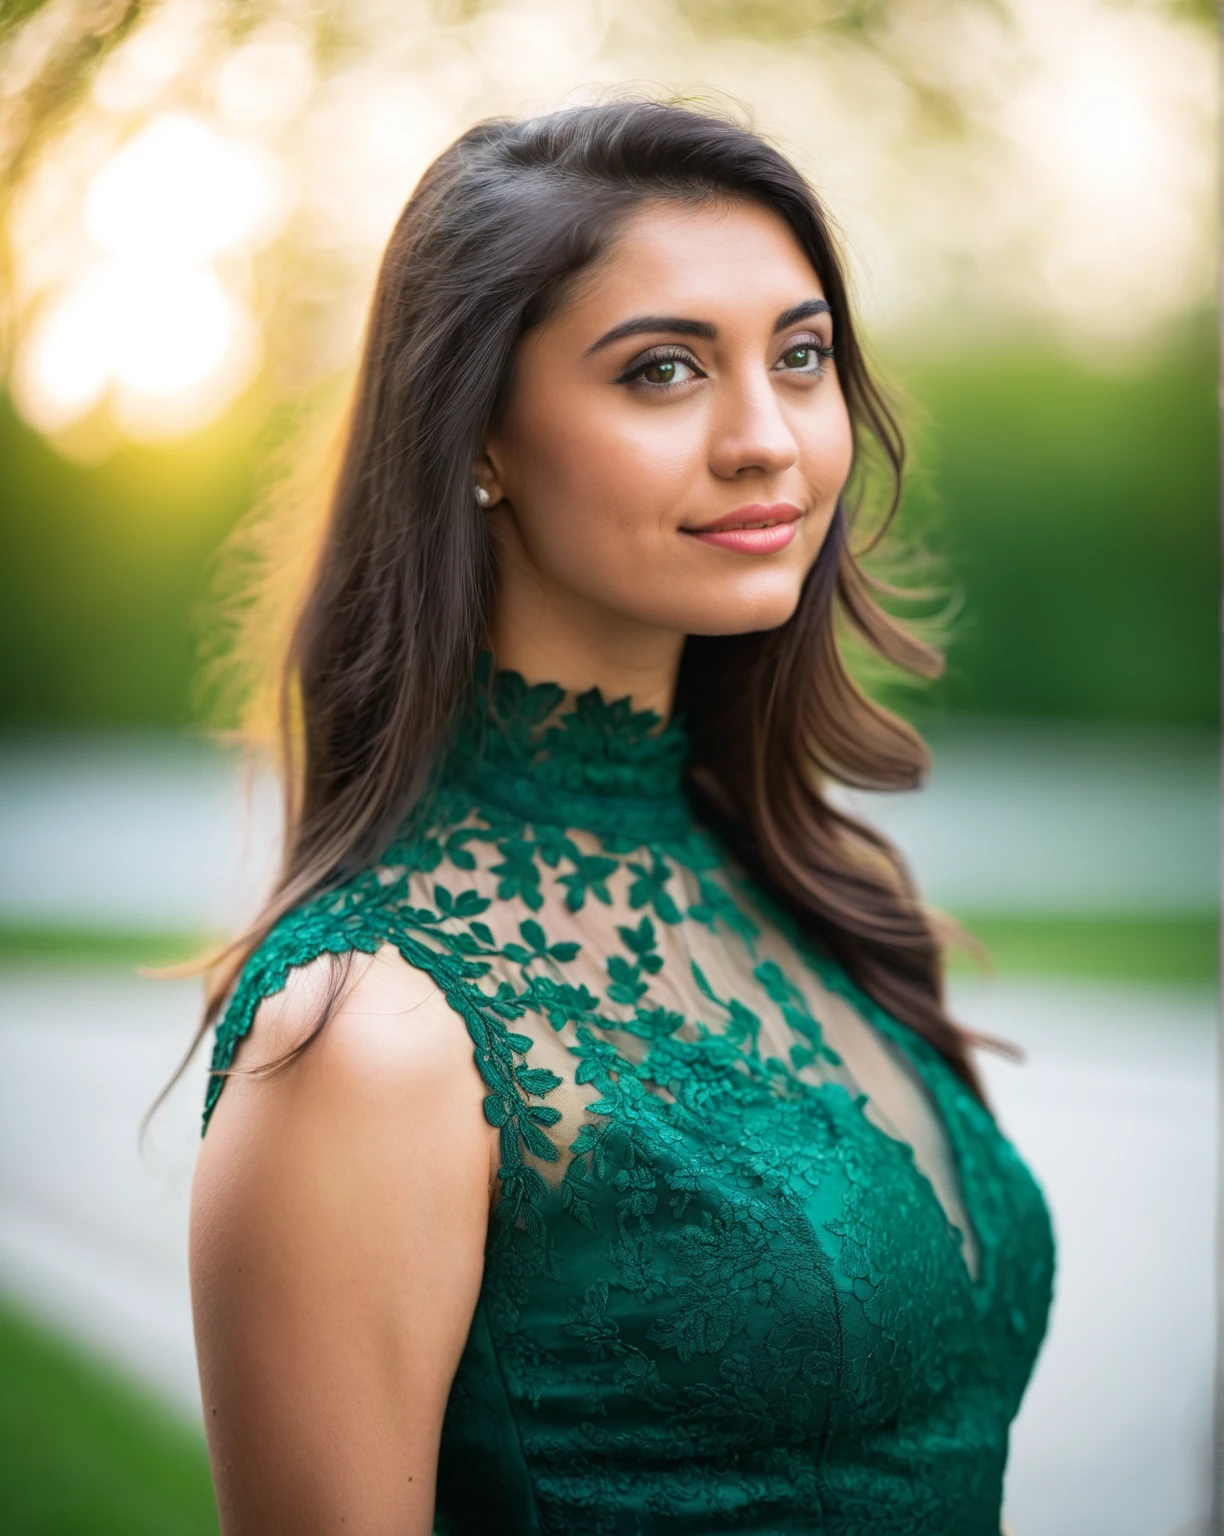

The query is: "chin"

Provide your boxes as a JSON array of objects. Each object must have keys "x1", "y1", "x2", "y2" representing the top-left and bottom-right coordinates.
[{"x1": 673, "y1": 579, "x2": 805, "y2": 638}]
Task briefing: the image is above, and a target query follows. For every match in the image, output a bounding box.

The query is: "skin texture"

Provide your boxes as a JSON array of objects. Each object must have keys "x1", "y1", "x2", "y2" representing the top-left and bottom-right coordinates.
[{"x1": 190, "y1": 195, "x2": 855, "y2": 1534}]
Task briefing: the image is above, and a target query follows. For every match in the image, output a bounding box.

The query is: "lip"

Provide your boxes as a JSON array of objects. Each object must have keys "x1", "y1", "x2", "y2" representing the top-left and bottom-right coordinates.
[{"x1": 681, "y1": 501, "x2": 803, "y2": 555}]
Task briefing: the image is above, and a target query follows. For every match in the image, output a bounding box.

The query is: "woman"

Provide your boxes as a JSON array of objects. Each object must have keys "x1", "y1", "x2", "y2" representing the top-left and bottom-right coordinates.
[{"x1": 190, "y1": 100, "x2": 1054, "y2": 1535}]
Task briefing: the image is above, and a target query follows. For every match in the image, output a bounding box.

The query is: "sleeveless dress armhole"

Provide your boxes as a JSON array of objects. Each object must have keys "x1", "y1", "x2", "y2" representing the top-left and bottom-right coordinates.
[
  {"x1": 203, "y1": 903, "x2": 576, "y2": 1253},
  {"x1": 203, "y1": 910, "x2": 381, "y2": 1131}
]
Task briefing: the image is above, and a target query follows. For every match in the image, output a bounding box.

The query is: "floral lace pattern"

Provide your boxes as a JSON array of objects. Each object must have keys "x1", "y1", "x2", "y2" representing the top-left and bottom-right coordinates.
[{"x1": 206, "y1": 661, "x2": 1055, "y2": 1535}]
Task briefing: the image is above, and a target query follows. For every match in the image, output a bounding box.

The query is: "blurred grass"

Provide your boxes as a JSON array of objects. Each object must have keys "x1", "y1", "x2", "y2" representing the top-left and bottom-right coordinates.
[
  {"x1": 0, "y1": 915, "x2": 1214, "y2": 981},
  {"x1": 948, "y1": 912, "x2": 1217, "y2": 983},
  {"x1": 0, "y1": 1299, "x2": 217, "y2": 1536},
  {"x1": 0, "y1": 926, "x2": 216, "y2": 969}
]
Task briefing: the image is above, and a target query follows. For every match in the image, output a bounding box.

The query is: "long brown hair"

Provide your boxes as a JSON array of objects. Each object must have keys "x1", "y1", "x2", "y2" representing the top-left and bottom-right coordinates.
[{"x1": 191, "y1": 98, "x2": 989, "y2": 1098}]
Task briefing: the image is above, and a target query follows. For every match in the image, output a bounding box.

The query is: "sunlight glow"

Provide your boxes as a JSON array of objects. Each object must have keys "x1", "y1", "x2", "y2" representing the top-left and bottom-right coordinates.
[
  {"x1": 85, "y1": 113, "x2": 284, "y2": 260},
  {"x1": 14, "y1": 261, "x2": 247, "y2": 435},
  {"x1": 109, "y1": 262, "x2": 236, "y2": 393},
  {"x1": 12, "y1": 106, "x2": 286, "y2": 439},
  {"x1": 16, "y1": 276, "x2": 114, "y2": 431},
  {"x1": 215, "y1": 22, "x2": 315, "y2": 127},
  {"x1": 3, "y1": 0, "x2": 1213, "y2": 450}
]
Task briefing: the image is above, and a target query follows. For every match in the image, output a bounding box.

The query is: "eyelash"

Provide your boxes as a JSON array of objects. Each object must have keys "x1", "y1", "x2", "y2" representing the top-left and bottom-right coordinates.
[
  {"x1": 615, "y1": 345, "x2": 705, "y2": 390},
  {"x1": 616, "y1": 334, "x2": 836, "y2": 391}
]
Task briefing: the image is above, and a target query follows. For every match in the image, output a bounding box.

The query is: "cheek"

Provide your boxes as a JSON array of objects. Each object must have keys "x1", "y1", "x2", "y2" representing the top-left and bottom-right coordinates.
[
  {"x1": 503, "y1": 386, "x2": 700, "y2": 563},
  {"x1": 801, "y1": 391, "x2": 855, "y2": 498}
]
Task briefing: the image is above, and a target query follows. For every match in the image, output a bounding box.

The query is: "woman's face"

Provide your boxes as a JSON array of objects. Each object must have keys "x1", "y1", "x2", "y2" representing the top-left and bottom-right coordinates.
[{"x1": 482, "y1": 196, "x2": 855, "y2": 664}]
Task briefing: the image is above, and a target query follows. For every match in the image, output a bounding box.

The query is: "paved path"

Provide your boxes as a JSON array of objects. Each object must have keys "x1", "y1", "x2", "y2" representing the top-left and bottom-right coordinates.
[
  {"x1": 0, "y1": 726, "x2": 1216, "y2": 929},
  {"x1": 0, "y1": 967, "x2": 1213, "y2": 1536}
]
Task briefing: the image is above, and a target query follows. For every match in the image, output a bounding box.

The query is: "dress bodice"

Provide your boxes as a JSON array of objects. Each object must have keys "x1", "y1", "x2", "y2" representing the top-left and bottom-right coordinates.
[{"x1": 205, "y1": 662, "x2": 1055, "y2": 1535}]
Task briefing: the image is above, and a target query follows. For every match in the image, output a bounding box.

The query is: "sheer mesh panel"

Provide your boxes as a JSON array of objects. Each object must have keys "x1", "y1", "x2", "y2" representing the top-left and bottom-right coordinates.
[{"x1": 373, "y1": 815, "x2": 979, "y2": 1280}]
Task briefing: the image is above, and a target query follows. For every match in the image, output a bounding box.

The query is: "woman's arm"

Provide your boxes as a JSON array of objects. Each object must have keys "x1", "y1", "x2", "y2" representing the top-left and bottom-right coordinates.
[{"x1": 190, "y1": 946, "x2": 495, "y2": 1536}]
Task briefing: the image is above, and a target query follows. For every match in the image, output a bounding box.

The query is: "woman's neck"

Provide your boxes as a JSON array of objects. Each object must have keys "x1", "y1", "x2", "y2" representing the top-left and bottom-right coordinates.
[{"x1": 487, "y1": 563, "x2": 685, "y2": 721}]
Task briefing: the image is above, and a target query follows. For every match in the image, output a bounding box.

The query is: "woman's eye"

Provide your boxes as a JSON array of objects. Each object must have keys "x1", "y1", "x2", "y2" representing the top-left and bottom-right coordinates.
[
  {"x1": 618, "y1": 350, "x2": 704, "y2": 389},
  {"x1": 776, "y1": 338, "x2": 834, "y2": 374},
  {"x1": 640, "y1": 359, "x2": 687, "y2": 385}
]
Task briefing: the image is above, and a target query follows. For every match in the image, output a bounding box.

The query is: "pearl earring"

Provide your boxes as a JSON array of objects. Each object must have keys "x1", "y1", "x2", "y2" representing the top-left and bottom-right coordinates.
[{"x1": 474, "y1": 485, "x2": 492, "y2": 508}]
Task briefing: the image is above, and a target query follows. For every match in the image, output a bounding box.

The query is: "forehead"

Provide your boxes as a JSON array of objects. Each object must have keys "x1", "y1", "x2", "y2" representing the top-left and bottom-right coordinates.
[{"x1": 558, "y1": 196, "x2": 826, "y2": 331}]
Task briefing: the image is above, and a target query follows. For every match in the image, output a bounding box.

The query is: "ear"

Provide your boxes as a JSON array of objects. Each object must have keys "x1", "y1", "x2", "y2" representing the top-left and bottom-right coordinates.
[{"x1": 474, "y1": 447, "x2": 505, "y2": 510}]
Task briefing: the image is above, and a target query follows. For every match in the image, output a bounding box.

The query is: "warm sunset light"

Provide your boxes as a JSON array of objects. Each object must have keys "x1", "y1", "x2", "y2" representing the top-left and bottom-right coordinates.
[
  {"x1": 84, "y1": 113, "x2": 284, "y2": 261},
  {"x1": 11, "y1": 110, "x2": 280, "y2": 440},
  {"x1": 2, "y1": 0, "x2": 1213, "y2": 450}
]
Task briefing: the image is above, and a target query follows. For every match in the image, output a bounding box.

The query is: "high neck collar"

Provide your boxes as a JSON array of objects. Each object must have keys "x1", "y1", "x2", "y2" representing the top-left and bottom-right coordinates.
[{"x1": 440, "y1": 655, "x2": 693, "y2": 841}]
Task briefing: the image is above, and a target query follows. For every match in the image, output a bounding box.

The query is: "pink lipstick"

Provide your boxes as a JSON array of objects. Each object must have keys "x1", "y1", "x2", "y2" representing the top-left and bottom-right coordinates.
[{"x1": 682, "y1": 502, "x2": 803, "y2": 555}]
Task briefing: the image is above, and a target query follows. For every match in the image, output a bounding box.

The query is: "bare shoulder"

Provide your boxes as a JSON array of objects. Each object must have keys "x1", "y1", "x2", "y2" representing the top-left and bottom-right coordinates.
[
  {"x1": 199, "y1": 942, "x2": 495, "y2": 1197},
  {"x1": 236, "y1": 942, "x2": 474, "y2": 1086},
  {"x1": 209, "y1": 943, "x2": 484, "y2": 1121}
]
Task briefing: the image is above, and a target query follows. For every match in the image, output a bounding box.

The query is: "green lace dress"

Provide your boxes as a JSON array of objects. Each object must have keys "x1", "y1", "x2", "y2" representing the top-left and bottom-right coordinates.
[{"x1": 205, "y1": 665, "x2": 1055, "y2": 1536}]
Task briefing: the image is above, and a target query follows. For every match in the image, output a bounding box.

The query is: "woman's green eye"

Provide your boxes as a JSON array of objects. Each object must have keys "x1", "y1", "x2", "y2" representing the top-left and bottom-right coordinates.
[
  {"x1": 776, "y1": 340, "x2": 832, "y2": 373},
  {"x1": 618, "y1": 352, "x2": 702, "y2": 388},
  {"x1": 623, "y1": 354, "x2": 700, "y2": 387}
]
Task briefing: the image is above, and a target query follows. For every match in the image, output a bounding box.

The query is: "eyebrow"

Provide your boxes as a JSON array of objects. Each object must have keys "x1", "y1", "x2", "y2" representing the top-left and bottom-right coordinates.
[{"x1": 584, "y1": 298, "x2": 831, "y2": 356}]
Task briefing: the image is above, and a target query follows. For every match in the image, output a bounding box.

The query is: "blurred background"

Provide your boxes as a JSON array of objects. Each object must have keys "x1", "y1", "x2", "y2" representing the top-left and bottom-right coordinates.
[{"x1": 0, "y1": 0, "x2": 1216, "y2": 1533}]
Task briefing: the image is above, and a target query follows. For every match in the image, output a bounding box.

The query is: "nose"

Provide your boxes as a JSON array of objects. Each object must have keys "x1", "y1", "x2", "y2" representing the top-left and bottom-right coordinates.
[{"x1": 706, "y1": 368, "x2": 800, "y2": 481}]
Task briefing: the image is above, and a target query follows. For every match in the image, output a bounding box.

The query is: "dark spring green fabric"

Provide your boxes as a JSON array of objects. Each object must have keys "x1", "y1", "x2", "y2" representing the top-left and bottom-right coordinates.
[{"x1": 206, "y1": 661, "x2": 1055, "y2": 1534}]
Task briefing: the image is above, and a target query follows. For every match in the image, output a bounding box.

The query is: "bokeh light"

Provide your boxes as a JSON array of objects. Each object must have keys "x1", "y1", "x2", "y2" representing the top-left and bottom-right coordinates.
[
  {"x1": 0, "y1": 0, "x2": 1213, "y2": 448},
  {"x1": 84, "y1": 113, "x2": 284, "y2": 260},
  {"x1": 10, "y1": 105, "x2": 279, "y2": 441}
]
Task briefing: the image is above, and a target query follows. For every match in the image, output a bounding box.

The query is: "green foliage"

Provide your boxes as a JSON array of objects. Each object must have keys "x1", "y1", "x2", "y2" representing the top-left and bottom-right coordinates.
[
  {"x1": 0, "y1": 1299, "x2": 218, "y2": 1535},
  {"x1": 0, "y1": 394, "x2": 258, "y2": 728},
  {"x1": 1164, "y1": 0, "x2": 1216, "y2": 22},
  {"x1": 0, "y1": 1, "x2": 144, "y2": 200},
  {"x1": 0, "y1": 0, "x2": 52, "y2": 33},
  {"x1": 893, "y1": 319, "x2": 1218, "y2": 727}
]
